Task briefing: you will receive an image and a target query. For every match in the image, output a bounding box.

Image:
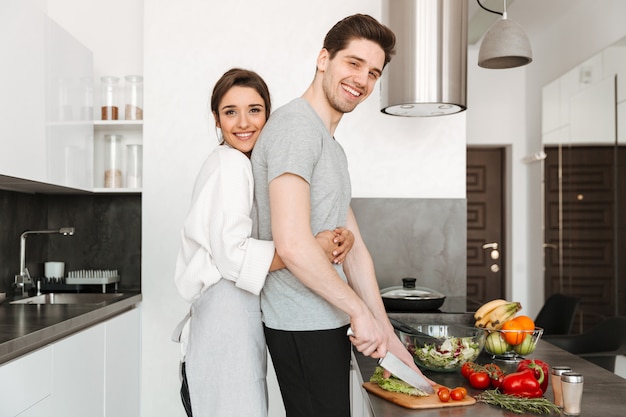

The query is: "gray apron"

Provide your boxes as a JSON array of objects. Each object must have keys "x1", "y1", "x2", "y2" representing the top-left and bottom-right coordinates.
[{"x1": 183, "y1": 279, "x2": 267, "y2": 416}]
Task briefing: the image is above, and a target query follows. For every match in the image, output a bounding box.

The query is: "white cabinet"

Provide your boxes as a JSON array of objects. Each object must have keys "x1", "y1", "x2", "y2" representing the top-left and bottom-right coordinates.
[
  {"x1": 0, "y1": 0, "x2": 48, "y2": 184},
  {"x1": 51, "y1": 323, "x2": 106, "y2": 416},
  {"x1": 46, "y1": 18, "x2": 94, "y2": 190},
  {"x1": 0, "y1": 347, "x2": 53, "y2": 416},
  {"x1": 105, "y1": 307, "x2": 141, "y2": 417},
  {"x1": 350, "y1": 353, "x2": 374, "y2": 417},
  {"x1": 0, "y1": 2, "x2": 93, "y2": 191},
  {"x1": 570, "y1": 76, "x2": 616, "y2": 144},
  {"x1": 0, "y1": 307, "x2": 141, "y2": 417}
]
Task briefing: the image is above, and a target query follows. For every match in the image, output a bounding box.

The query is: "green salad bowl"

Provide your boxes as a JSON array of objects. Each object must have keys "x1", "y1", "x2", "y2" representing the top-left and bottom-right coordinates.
[{"x1": 395, "y1": 324, "x2": 486, "y2": 372}]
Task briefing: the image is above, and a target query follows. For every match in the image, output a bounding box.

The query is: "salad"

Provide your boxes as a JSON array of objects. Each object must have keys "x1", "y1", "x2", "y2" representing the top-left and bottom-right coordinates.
[{"x1": 410, "y1": 336, "x2": 481, "y2": 370}]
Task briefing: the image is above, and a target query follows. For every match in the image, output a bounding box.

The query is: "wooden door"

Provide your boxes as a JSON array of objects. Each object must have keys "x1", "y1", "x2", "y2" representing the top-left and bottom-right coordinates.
[
  {"x1": 544, "y1": 145, "x2": 626, "y2": 332},
  {"x1": 466, "y1": 148, "x2": 505, "y2": 304}
]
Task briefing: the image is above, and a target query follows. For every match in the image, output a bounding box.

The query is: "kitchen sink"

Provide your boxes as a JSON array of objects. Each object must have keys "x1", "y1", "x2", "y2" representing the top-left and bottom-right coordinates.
[{"x1": 10, "y1": 293, "x2": 124, "y2": 305}]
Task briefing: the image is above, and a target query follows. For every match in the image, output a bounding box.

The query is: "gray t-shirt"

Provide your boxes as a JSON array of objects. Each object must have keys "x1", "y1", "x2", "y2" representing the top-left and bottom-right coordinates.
[{"x1": 251, "y1": 98, "x2": 351, "y2": 331}]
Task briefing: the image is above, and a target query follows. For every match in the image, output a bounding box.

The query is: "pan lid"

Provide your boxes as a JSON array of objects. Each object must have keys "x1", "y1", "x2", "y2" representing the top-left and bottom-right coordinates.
[{"x1": 381, "y1": 277, "x2": 445, "y2": 300}]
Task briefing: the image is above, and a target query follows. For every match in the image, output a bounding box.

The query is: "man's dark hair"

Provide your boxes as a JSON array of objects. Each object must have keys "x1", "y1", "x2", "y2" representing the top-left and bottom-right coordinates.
[{"x1": 323, "y1": 14, "x2": 396, "y2": 68}]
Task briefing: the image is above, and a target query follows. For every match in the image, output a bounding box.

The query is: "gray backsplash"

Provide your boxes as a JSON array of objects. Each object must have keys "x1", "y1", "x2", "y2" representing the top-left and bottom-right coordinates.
[
  {"x1": 351, "y1": 198, "x2": 466, "y2": 296},
  {"x1": 0, "y1": 189, "x2": 141, "y2": 295}
]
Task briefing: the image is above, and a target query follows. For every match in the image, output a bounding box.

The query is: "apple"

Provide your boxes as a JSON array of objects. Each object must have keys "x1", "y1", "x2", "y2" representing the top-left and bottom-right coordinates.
[
  {"x1": 513, "y1": 334, "x2": 536, "y2": 355},
  {"x1": 485, "y1": 331, "x2": 510, "y2": 355}
]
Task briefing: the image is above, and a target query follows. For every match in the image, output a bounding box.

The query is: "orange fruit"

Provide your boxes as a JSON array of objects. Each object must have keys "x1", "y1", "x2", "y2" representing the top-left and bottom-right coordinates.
[
  {"x1": 500, "y1": 319, "x2": 527, "y2": 345},
  {"x1": 513, "y1": 315, "x2": 535, "y2": 333}
]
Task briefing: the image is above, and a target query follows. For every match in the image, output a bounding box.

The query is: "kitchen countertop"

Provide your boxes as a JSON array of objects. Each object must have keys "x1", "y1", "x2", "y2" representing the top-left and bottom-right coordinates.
[
  {"x1": 354, "y1": 339, "x2": 626, "y2": 416},
  {"x1": 0, "y1": 290, "x2": 142, "y2": 365}
]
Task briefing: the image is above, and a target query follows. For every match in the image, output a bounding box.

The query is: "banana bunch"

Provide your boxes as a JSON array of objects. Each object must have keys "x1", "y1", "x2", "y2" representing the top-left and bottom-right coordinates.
[{"x1": 474, "y1": 299, "x2": 522, "y2": 330}]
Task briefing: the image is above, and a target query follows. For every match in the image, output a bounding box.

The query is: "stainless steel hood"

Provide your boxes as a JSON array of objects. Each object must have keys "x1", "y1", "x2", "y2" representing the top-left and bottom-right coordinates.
[{"x1": 381, "y1": 0, "x2": 467, "y2": 117}]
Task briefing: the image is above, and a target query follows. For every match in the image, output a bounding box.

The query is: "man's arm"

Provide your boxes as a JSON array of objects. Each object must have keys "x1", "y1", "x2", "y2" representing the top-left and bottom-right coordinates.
[
  {"x1": 343, "y1": 207, "x2": 433, "y2": 380},
  {"x1": 269, "y1": 173, "x2": 386, "y2": 358}
]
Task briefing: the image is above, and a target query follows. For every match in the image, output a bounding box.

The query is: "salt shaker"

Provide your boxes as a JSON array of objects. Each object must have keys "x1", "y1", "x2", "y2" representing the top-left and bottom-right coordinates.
[
  {"x1": 551, "y1": 365, "x2": 572, "y2": 407},
  {"x1": 561, "y1": 372, "x2": 584, "y2": 415}
]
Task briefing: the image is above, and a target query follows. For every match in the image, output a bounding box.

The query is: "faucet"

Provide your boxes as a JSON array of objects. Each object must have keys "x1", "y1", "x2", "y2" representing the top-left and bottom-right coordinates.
[{"x1": 13, "y1": 227, "x2": 75, "y2": 297}]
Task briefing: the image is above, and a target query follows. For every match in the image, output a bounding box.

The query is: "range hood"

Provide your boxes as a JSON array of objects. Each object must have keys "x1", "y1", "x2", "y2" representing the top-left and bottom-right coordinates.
[{"x1": 381, "y1": 0, "x2": 467, "y2": 117}]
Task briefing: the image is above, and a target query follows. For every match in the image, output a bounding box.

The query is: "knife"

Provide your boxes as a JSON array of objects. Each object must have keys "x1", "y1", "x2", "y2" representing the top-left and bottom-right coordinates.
[{"x1": 347, "y1": 327, "x2": 435, "y2": 394}]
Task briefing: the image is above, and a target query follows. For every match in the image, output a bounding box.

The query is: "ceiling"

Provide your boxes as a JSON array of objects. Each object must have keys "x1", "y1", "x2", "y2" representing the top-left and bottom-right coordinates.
[{"x1": 467, "y1": 0, "x2": 584, "y2": 45}]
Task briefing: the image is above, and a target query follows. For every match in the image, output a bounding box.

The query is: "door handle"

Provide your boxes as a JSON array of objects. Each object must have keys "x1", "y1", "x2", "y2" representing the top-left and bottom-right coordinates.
[{"x1": 482, "y1": 242, "x2": 500, "y2": 260}]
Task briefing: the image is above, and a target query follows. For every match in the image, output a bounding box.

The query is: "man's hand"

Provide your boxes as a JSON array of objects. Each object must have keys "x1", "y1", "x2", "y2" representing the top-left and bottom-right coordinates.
[
  {"x1": 347, "y1": 313, "x2": 388, "y2": 359},
  {"x1": 384, "y1": 326, "x2": 436, "y2": 385}
]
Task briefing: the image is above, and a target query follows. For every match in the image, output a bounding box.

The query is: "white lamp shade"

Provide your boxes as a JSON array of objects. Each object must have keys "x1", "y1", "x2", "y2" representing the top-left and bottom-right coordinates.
[{"x1": 478, "y1": 17, "x2": 532, "y2": 69}]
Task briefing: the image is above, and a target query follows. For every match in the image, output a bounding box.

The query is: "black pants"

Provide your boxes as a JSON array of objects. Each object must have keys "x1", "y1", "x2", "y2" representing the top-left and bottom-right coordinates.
[
  {"x1": 264, "y1": 324, "x2": 352, "y2": 417},
  {"x1": 180, "y1": 362, "x2": 193, "y2": 417}
]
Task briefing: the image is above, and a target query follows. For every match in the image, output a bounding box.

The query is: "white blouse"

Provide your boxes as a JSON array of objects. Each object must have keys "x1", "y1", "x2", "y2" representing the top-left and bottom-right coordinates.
[{"x1": 174, "y1": 145, "x2": 275, "y2": 302}]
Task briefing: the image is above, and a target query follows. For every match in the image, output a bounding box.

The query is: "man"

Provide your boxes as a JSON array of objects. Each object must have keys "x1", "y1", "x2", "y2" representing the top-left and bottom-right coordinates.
[{"x1": 251, "y1": 14, "x2": 432, "y2": 417}]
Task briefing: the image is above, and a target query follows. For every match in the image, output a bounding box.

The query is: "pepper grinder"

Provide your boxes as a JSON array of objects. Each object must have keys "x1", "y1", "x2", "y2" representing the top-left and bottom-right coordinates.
[{"x1": 561, "y1": 372, "x2": 584, "y2": 415}]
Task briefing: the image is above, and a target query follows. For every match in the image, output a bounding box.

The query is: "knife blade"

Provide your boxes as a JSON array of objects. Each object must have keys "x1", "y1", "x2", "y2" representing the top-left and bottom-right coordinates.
[
  {"x1": 346, "y1": 327, "x2": 434, "y2": 394},
  {"x1": 378, "y1": 351, "x2": 434, "y2": 394}
]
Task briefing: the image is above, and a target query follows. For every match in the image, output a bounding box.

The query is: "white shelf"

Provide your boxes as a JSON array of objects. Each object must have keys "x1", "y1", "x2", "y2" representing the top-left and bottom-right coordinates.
[
  {"x1": 93, "y1": 187, "x2": 142, "y2": 194},
  {"x1": 94, "y1": 120, "x2": 143, "y2": 132},
  {"x1": 93, "y1": 118, "x2": 143, "y2": 192}
]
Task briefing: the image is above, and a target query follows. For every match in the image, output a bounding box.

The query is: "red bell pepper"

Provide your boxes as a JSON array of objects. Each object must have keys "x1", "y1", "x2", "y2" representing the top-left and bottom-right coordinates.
[
  {"x1": 501, "y1": 369, "x2": 544, "y2": 398},
  {"x1": 517, "y1": 359, "x2": 549, "y2": 394}
]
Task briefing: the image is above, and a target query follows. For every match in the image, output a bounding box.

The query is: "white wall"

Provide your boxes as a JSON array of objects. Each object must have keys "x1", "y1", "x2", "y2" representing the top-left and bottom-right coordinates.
[
  {"x1": 142, "y1": 1, "x2": 465, "y2": 416},
  {"x1": 466, "y1": 46, "x2": 531, "y2": 311}
]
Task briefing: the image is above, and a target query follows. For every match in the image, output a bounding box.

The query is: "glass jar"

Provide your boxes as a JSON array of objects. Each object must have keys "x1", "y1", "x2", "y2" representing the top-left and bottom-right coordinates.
[
  {"x1": 126, "y1": 144, "x2": 143, "y2": 188},
  {"x1": 80, "y1": 76, "x2": 94, "y2": 121},
  {"x1": 104, "y1": 134, "x2": 123, "y2": 187},
  {"x1": 124, "y1": 75, "x2": 143, "y2": 120},
  {"x1": 101, "y1": 76, "x2": 120, "y2": 120}
]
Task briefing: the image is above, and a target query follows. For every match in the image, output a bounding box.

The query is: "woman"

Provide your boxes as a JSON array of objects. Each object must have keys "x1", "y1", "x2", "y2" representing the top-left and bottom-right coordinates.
[{"x1": 173, "y1": 68, "x2": 353, "y2": 416}]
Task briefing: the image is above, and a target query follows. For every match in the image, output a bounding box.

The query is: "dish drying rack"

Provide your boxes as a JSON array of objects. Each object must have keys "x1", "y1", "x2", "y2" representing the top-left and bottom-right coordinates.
[{"x1": 66, "y1": 269, "x2": 120, "y2": 293}]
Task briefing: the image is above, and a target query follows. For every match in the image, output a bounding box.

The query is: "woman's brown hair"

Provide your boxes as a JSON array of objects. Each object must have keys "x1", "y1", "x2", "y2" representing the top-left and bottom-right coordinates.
[{"x1": 211, "y1": 68, "x2": 271, "y2": 121}]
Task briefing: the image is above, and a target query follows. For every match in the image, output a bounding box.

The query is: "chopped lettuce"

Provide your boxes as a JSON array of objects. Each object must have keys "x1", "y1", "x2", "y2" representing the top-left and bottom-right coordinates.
[
  {"x1": 369, "y1": 366, "x2": 429, "y2": 397},
  {"x1": 411, "y1": 336, "x2": 480, "y2": 370}
]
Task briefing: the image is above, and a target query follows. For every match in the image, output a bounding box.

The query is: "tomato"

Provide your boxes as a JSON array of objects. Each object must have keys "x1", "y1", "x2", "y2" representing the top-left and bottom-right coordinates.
[
  {"x1": 438, "y1": 390, "x2": 451, "y2": 402},
  {"x1": 469, "y1": 371, "x2": 491, "y2": 389},
  {"x1": 490, "y1": 373, "x2": 504, "y2": 389},
  {"x1": 461, "y1": 362, "x2": 477, "y2": 379},
  {"x1": 483, "y1": 363, "x2": 505, "y2": 388},
  {"x1": 437, "y1": 386, "x2": 450, "y2": 395},
  {"x1": 450, "y1": 387, "x2": 467, "y2": 400}
]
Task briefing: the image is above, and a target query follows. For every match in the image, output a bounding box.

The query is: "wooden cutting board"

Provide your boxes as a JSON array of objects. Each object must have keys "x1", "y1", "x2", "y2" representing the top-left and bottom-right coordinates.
[{"x1": 363, "y1": 382, "x2": 476, "y2": 409}]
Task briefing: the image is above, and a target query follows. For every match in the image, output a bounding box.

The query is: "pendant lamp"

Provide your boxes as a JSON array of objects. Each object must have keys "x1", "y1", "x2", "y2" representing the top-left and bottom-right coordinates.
[{"x1": 477, "y1": 0, "x2": 532, "y2": 69}]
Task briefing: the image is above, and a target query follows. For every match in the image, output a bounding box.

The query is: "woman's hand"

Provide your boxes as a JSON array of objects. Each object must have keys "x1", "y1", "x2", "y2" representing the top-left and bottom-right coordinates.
[
  {"x1": 314, "y1": 227, "x2": 354, "y2": 264},
  {"x1": 331, "y1": 227, "x2": 354, "y2": 264}
]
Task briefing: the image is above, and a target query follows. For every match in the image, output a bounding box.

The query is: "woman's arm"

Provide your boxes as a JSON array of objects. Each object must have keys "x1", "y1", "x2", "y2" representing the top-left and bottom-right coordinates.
[{"x1": 268, "y1": 227, "x2": 354, "y2": 271}]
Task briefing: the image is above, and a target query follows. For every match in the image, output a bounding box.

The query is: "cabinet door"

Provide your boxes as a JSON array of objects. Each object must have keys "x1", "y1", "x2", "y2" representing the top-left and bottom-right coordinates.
[
  {"x1": 51, "y1": 323, "x2": 106, "y2": 416},
  {"x1": 105, "y1": 307, "x2": 141, "y2": 417},
  {"x1": 46, "y1": 18, "x2": 94, "y2": 190},
  {"x1": 0, "y1": 347, "x2": 53, "y2": 416},
  {"x1": 0, "y1": 0, "x2": 48, "y2": 183}
]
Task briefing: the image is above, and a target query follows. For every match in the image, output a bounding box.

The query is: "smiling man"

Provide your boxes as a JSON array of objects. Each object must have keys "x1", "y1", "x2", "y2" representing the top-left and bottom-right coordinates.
[{"x1": 251, "y1": 14, "x2": 432, "y2": 417}]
